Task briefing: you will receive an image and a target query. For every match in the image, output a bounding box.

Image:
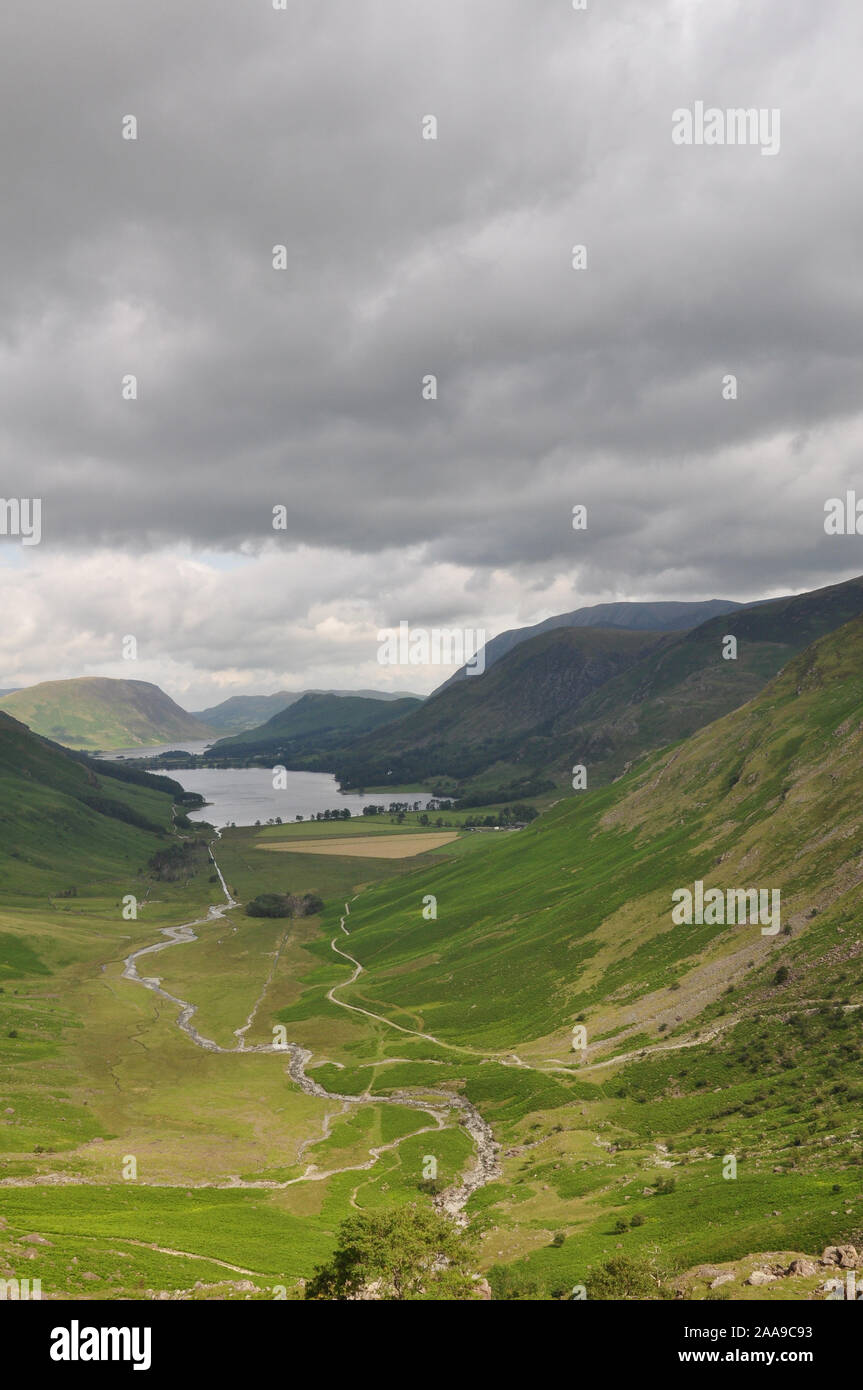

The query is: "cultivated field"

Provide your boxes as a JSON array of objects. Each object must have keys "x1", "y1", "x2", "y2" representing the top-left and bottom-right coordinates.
[{"x1": 256, "y1": 832, "x2": 459, "y2": 858}]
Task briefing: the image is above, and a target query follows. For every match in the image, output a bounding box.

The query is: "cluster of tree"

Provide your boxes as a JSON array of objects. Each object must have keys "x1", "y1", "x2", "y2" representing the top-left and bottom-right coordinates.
[
  {"x1": 331, "y1": 731, "x2": 557, "y2": 796},
  {"x1": 146, "y1": 839, "x2": 209, "y2": 882},
  {"x1": 246, "y1": 891, "x2": 324, "y2": 919},
  {"x1": 334, "y1": 741, "x2": 555, "y2": 807}
]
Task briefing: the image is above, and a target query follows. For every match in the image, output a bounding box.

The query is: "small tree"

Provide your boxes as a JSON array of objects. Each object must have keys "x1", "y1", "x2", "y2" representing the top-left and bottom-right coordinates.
[
  {"x1": 304, "y1": 1205, "x2": 480, "y2": 1301},
  {"x1": 586, "y1": 1255, "x2": 665, "y2": 1301}
]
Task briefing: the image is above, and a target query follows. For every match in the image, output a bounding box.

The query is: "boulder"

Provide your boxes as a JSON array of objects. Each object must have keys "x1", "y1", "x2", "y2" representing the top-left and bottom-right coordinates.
[
  {"x1": 822, "y1": 1245, "x2": 858, "y2": 1268},
  {"x1": 787, "y1": 1258, "x2": 818, "y2": 1277},
  {"x1": 746, "y1": 1270, "x2": 777, "y2": 1286},
  {"x1": 710, "y1": 1273, "x2": 735, "y2": 1289}
]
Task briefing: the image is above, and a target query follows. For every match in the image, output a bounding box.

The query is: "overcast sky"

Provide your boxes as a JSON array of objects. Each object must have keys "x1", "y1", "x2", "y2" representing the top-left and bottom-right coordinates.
[{"x1": 1, "y1": 0, "x2": 861, "y2": 707}]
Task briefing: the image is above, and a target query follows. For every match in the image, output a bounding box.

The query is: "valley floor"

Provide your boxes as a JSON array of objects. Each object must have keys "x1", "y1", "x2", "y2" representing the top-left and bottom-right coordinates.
[{"x1": 2, "y1": 808, "x2": 861, "y2": 1301}]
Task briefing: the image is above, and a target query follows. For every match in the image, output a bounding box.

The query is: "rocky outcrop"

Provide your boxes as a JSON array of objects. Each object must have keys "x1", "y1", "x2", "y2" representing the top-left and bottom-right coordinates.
[{"x1": 821, "y1": 1245, "x2": 858, "y2": 1269}]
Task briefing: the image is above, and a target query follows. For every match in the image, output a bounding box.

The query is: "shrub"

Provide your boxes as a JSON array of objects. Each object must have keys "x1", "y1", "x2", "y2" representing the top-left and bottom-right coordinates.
[{"x1": 586, "y1": 1256, "x2": 664, "y2": 1301}]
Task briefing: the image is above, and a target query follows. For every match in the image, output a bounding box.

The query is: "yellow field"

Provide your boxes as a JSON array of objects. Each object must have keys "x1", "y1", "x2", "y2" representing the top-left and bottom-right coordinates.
[{"x1": 255, "y1": 832, "x2": 459, "y2": 858}]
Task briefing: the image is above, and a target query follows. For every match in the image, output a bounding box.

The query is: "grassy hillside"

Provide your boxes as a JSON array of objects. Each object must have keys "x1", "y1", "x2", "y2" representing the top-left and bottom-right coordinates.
[
  {"x1": 322, "y1": 608, "x2": 863, "y2": 1048},
  {"x1": 0, "y1": 678, "x2": 215, "y2": 750},
  {"x1": 266, "y1": 612, "x2": 863, "y2": 1292},
  {"x1": 0, "y1": 711, "x2": 187, "y2": 899},
  {"x1": 210, "y1": 692, "x2": 423, "y2": 759},
  {"x1": 333, "y1": 574, "x2": 863, "y2": 799}
]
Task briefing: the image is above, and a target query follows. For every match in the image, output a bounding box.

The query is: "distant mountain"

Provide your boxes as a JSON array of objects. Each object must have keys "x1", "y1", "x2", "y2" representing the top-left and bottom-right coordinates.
[
  {"x1": 0, "y1": 678, "x2": 216, "y2": 751},
  {"x1": 209, "y1": 692, "x2": 424, "y2": 759},
  {"x1": 330, "y1": 575, "x2": 863, "y2": 800},
  {"x1": 434, "y1": 597, "x2": 743, "y2": 692},
  {"x1": 192, "y1": 688, "x2": 424, "y2": 733}
]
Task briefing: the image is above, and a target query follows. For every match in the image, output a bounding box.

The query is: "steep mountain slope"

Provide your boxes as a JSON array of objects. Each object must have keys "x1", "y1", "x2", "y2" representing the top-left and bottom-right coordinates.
[
  {"x1": 0, "y1": 711, "x2": 182, "y2": 895},
  {"x1": 193, "y1": 688, "x2": 423, "y2": 733},
  {"x1": 333, "y1": 574, "x2": 863, "y2": 797},
  {"x1": 435, "y1": 597, "x2": 742, "y2": 691},
  {"x1": 0, "y1": 678, "x2": 215, "y2": 750},
  {"x1": 273, "y1": 614, "x2": 863, "y2": 1294},
  {"x1": 209, "y1": 692, "x2": 423, "y2": 759},
  {"x1": 557, "y1": 571, "x2": 863, "y2": 784},
  {"x1": 331, "y1": 627, "x2": 667, "y2": 796},
  {"x1": 329, "y1": 608, "x2": 863, "y2": 1048}
]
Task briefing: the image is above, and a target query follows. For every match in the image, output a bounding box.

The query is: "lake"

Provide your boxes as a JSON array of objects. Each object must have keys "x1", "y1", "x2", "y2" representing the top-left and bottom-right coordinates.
[
  {"x1": 96, "y1": 743, "x2": 432, "y2": 828},
  {"x1": 178, "y1": 767, "x2": 431, "y2": 829}
]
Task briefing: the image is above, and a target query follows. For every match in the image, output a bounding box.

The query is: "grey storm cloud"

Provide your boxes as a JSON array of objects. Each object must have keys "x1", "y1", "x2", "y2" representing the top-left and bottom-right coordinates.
[{"x1": 1, "y1": 0, "x2": 862, "y2": 676}]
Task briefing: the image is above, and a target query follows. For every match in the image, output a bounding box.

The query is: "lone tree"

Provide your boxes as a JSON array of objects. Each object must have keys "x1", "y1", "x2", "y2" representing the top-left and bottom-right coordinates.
[
  {"x1": 586, "y1": 1255, "x2": 667, "y2": 1301},
  {"x1": 304, "y1": 1205, "x2": 480, "y2": 1301}
]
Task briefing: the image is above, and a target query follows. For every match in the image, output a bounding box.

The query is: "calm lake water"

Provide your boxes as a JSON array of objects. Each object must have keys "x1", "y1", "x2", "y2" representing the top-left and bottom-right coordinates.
[
  {"x1": 178, "y1": 768, "x2": 430, "y2": 829},
  {"x1": 96, "y1": 743, "x2": 431, "y2": 828}
]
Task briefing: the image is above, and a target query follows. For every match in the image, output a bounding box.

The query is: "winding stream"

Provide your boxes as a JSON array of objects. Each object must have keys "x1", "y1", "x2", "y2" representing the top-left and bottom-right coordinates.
[{"x1": 120, "y1": 842, "x2": 500, "y2": 1220}]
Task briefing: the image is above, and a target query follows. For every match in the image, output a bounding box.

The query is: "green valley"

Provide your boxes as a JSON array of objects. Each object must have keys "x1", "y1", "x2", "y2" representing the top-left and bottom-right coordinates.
[{"x1": 2, "y1": 613, "x2": 863, "y2": 1301}]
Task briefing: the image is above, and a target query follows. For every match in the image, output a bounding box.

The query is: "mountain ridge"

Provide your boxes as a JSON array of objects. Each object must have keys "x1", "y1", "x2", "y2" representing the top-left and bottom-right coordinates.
[
  {"x1": 433, "y1": 596, "x2": 744, "y2": 693},
  {"x1": 327, "y1": 574, "x2": 863, "y2": 799},
  {"x1": 193, "y1": 687, "x2": 424, "y2": 734},
  {"x1": 209, "y1": 691, "x2": 424, "y2": 759}
]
